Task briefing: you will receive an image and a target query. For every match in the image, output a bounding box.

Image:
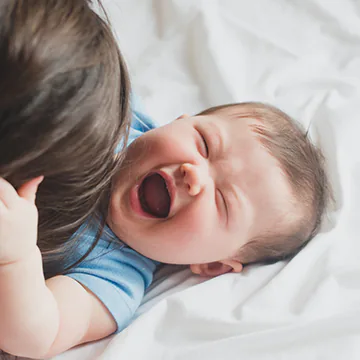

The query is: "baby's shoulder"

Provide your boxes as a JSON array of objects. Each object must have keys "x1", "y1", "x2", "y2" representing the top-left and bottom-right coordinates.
[{"x1": 72, "y1": 223, "x2": 158, "y2": 284}]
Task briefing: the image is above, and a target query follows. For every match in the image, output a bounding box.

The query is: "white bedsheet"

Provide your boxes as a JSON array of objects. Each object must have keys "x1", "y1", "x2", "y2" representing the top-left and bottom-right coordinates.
[{"x1": 53, "y1": 0, "x2": 360, "y2": 359}]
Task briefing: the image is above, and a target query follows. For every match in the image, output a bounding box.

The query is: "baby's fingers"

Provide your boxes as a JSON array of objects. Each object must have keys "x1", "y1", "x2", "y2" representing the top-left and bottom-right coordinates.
[
  {"x1": 0, "y1": 177, "x2": 19, "y2": 208},
  {"x1": 17, "y1": 176, "x2": 44, "y2": 203}
]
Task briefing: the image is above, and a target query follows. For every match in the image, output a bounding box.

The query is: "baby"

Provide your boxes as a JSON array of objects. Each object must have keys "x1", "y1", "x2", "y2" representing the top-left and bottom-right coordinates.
[
  {"x1": 109, "y1": 102, "x2": 329, "y2": 270},
  {"x1": 0, "y1": 102, "x2": 329, "y2": 358},
  {"x1": 67, "y1": 101, "x2": 328, "y2": 341}
]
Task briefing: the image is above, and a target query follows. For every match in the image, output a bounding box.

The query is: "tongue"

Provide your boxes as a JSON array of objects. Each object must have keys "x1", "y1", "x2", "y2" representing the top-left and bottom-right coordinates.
[{"x1": 140, "y1": 173, "x2": 170, "y2": 218}]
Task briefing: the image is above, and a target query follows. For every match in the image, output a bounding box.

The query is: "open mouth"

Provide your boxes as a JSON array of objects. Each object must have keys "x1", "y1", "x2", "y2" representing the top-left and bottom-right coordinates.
[{"x1": 138, "y1": 173, "x2": 171, "y2": 218}]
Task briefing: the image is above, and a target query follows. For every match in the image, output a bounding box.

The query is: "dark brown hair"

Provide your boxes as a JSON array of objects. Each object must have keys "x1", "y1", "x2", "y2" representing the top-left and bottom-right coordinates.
[
  {"x1": 200, "y1": 102, "x2": 330, "y2": 264},
  {"x1": 0, "y1": 0, "x2": 131, "y2": 277}
]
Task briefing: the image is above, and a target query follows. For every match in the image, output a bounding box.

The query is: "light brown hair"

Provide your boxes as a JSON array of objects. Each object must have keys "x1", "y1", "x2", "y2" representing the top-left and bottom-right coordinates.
[
  {"x1": 200, "y1": 102, "x2": 330, "y2": 264},
  {"x1": 0, "y1": 0, "x2": 131, "y2": 277}
]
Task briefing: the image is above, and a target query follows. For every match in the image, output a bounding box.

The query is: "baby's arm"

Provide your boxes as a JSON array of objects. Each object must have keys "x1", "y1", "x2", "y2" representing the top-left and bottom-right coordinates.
[
  {"x1": 45, "y1": 275, "x2": 116, "y2": 356},
  {"x1": 0, "y1": 178, "x2": 116, "y2": 358}
]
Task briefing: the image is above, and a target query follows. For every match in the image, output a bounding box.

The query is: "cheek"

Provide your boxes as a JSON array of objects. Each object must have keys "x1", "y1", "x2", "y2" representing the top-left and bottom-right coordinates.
[
  {"x1": 172, "y1": 213, "x2": 209, "y2": 244},
  {"x1": 124, "y1": 136, "x2": 176, "y2": 172},
  {"x1": 184, "y1": 194, "x2": 214, "y2": 227},
  {"x1": 143, "y1": 126, "x2": 195, "y2": 161},
  {"x1": 150, "y1": 135, "x2": 193, "y2": 162},
  {"x1": 170, "y1": 196, "x2": 237, "y2": 260},
  {"x1": 160, "y1": 197, "x2": 217, "y2": 253},
  {"x1": 122, "y1": 124, "x2": 198, "y2": 181}
]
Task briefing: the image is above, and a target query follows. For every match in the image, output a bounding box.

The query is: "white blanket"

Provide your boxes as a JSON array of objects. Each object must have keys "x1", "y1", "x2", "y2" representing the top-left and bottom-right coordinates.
[{"x1": 54, "y1": 0, "x2": 360, "y2": 359}]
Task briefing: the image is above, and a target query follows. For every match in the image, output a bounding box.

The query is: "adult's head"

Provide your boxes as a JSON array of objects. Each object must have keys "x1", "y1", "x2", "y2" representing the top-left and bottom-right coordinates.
[{"x1": 0, "y1": 0, "x2": 131, "y2": 272}]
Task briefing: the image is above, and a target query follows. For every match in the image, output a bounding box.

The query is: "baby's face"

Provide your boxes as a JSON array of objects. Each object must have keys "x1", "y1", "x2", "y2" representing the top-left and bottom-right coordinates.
[{"x1": 108, "y1": 110, "x2": 293, "y2": 267}]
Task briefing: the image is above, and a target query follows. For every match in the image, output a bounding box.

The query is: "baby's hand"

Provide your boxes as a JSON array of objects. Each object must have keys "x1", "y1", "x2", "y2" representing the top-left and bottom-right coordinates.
[{"x1": 0, "y1": 176, "x2": 43, "y2": 265}]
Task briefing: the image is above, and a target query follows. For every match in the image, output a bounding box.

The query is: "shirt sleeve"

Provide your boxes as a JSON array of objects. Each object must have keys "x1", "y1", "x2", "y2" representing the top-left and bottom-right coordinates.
[{"x1": 66, "y1": 239, "x2": 157, "y2": 333}]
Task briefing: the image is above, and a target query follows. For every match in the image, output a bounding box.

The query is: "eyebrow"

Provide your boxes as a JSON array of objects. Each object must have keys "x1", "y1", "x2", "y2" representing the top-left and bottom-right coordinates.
[
  {"x1": 233, "y1": 179, "x2": 255, "y2": 229},
  {"x1": 205, "y1": 122, "x2": 226, "y2": 160},
  {"x1": 224, "y1": 183, "x2": 249, "y2": 231}
]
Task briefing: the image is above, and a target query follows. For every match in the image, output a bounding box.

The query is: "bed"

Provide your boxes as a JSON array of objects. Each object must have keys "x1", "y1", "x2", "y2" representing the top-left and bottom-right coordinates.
[{"x1": 53, "y1": 0, "x2": 360, "y2": 359}]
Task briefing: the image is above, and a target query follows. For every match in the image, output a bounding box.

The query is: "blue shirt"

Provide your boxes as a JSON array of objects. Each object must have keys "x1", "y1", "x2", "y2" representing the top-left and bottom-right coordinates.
[{"x1": 66, "y1": 103, "x2": 159, "y2": 333}]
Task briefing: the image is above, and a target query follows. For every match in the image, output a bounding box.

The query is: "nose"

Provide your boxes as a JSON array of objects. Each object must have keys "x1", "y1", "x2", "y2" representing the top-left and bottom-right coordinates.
[{"x1": 180, "y1": 163, "x2": 208, "y2": 196}]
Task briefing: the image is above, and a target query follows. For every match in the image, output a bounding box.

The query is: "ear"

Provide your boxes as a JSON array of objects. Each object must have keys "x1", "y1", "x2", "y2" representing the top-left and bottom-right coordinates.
[
  {"x1": 190, "y1": 259, "x2": 243, "y2": 277},
  {"x1": 175, "y1": 114, "x2": 190, "y2": 121}
]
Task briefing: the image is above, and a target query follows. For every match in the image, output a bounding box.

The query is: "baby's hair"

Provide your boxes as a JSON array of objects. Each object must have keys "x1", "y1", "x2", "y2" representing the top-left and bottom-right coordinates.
[
  {"x1": 0, "y1": 0, "x2": 131, "y2": 276},
  {"x1": 199, "y1": 102, "x2": 330, "y2": 264}
]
